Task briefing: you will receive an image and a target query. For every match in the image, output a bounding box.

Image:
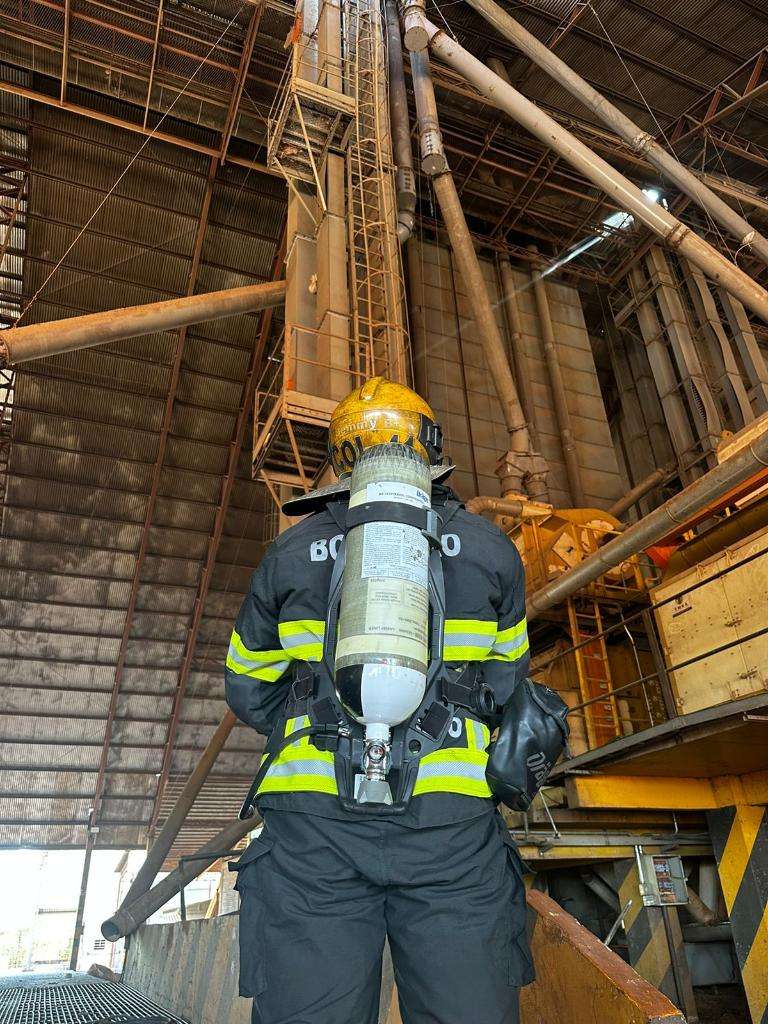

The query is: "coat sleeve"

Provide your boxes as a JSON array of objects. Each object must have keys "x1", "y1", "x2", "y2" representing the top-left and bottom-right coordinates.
[
  {"x1": 482, "y1": 533, "x2": 530, "y2": 710},
  {"x1": 225, "y1": 544, "x2": 292, "y2": 736}
]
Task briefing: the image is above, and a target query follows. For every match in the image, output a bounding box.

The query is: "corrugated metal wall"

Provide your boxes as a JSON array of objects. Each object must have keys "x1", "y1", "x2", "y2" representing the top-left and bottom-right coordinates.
[{"x1": 409, "y1": 239, "x2": 623, "y2": 508}]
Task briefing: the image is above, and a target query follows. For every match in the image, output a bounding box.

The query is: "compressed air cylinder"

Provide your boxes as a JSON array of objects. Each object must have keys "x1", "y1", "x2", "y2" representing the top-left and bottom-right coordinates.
[{"x1": 334, "y1": 443, "x2": 431, "y2": 732}]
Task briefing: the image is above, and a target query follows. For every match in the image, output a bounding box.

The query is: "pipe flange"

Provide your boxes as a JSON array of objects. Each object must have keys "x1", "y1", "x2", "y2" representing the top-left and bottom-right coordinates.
[
  {"x1": 665, "y1": 221, "x2": 691, "y2": 251},
  {"x1": 631, "y1": 131, "x2": 655, "y2": 156},
  {"x1": 401, "y1": 0, "x2": 429, "y2": 51}
]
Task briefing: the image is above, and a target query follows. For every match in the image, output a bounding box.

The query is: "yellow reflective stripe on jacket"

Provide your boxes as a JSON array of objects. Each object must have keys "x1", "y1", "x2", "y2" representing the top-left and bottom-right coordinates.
[
  {"x1": 442, "y1": 619, "x2": 496, "y2": 662},
  {"x1": 257, "y1": 715, "x2": 338, "y2": 796},
  {"x1": 278, "y1": 619, "x2": 325, "y2": 661},
  {"x1": 413, "y1": 718, "x2": 492, "y2": 798},
  {"x1": 488, "y1": 617, "x2": 529, "y2": 663},
  {"x1": 226, "y1": 629, "x2": 290, "y2": 682}
]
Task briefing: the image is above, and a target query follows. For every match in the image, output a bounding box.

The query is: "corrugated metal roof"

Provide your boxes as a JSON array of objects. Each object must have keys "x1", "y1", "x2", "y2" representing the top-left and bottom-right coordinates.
[{"x1": 0, "y1": 90, "x2": 280, "y2": 858}]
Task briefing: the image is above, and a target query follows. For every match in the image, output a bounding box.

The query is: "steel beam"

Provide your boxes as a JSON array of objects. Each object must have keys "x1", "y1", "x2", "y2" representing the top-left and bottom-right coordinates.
[
  {"x1": 60, "y1": 0, "x2": 71, "y2": 104},
  {"x1": 671, "y1": 48, "x2": 768, "y2": 147},
  {"x1": 219, "y1": 2, "x2": 264, "y2": 161},
  {"x1": 143, "y1": 0, "x2": 165, "y2": 129},
  {"x1": 0, "y1": 80, "x2": 277, "y2": 179},
  {"x1": 566, "y1": 770, "x2": 768, "y2": 810}
]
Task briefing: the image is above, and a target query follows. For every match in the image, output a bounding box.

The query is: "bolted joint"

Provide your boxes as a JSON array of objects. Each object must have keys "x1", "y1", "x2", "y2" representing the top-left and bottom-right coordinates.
[
  {"x1": 399, "y1": 165, "x2": 417, "y2": 199},
  {"x1": 419, "y1": 117, "x2": 448, "y2": 175},
  {"x1": 496, "y1": 449, "x2": 550, "y2": 502},
  {"x1": 400, "y1": 0, "x2": 429, "y2": 51}
]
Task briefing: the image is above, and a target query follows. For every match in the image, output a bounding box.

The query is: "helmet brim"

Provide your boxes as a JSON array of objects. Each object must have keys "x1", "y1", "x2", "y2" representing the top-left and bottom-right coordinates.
[{"x1": 281, "y1": 462, "x2": 455, "y2": 516}]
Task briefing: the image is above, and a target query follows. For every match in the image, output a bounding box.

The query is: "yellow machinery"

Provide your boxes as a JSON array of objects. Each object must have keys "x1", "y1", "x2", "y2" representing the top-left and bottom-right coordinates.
[{"x1": 504, "y1": 503, "x2": 654, "y2": 750}]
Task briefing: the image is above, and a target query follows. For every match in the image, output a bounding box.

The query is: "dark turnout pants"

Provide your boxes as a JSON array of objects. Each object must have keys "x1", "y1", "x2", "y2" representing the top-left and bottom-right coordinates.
[{"x1": 233, "y1": 809, "x2": 533, "y2": 1024}]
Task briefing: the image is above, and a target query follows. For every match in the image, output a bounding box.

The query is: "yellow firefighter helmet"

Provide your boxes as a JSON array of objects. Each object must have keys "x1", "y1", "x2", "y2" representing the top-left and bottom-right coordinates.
[{"x1": 328, "y1": 377, "x2": 443, "y2": 475}]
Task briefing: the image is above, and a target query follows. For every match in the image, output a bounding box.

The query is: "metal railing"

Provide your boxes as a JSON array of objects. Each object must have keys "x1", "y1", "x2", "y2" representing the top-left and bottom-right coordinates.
[{"x1": 533, "y1": 540, "x2": 768, "y2": 755}]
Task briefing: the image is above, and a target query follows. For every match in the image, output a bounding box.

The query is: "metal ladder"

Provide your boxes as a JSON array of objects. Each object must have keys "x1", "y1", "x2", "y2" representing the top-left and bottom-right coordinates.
[
  {"x1": 344, "y1": 0, "x2": 408, "y2": 382},
  {"x1": 567, "y1": 598, "x2": 622, "y2": 749}
]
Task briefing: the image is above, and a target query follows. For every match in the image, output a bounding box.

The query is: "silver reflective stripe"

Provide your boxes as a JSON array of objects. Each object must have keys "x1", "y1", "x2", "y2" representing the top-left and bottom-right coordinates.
[
  {"x1": 493, "y1": 631, "x2": 528, "y2": 655},
  {"x1": 265, "y1": 760, "x2": 337, "y2": 779},
  {"x1": 416, "y1": 761, "x2": 488, "y2": 781},
  {"x1": 281, "y1": 630, "x2": 324, "y2": 650},
  {"x1": 444, "y1": 632, "x2": 495, "y2": 649},
  {"x1": 227, "y1": 645, "x2": 290, "y2": 676}
]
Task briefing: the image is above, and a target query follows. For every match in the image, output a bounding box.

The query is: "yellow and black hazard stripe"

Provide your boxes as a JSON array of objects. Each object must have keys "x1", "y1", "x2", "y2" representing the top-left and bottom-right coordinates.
[
  {"x1": 708, "y1": 806, "x2": 768, "y2": 1024},
  {"x1": 615, "y1": 859, "x2": 678, "y2": 999}
]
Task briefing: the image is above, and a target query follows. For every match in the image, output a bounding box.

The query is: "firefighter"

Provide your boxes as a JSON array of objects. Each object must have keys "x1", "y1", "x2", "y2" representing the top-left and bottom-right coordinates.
[{"x1": 226, "y1": 378, "x2": 533, "y2": 1024}]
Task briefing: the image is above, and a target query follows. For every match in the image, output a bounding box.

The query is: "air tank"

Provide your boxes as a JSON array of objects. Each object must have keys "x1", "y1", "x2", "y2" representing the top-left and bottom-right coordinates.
[{"x1": 334, "y1": 443, "x2": 431, "y2": 804}]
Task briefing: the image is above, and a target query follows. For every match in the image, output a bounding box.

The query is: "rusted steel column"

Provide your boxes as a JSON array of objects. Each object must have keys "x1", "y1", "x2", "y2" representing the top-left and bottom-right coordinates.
[
  {"x1": 421, "y1": 22, "x2": 768, "y2": 325},
  {"x1": 117, "y1": 711, "x2": 238, "y2": 912},
  {"x1": 529, "y1": 248, "x2": 586, "y2": 507},
  {"x1": 102, "y1": 816, "x2": 256, "y2": 941},
  {"x1": 0, "y1": 280, "x2": 286, "y2": 367},
  {"x1": 464, "y1": 0, "x2": 768, "y2": 267}
]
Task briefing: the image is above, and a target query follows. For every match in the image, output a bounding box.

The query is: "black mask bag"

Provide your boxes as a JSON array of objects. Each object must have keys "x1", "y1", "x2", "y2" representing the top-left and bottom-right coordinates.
[{"x1": 485, "y1": 679, "x2": 570, "y2": 812}]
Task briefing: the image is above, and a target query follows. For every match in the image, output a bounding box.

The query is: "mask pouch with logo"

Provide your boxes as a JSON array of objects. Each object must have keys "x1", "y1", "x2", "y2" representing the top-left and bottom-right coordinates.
[{"x1": 485, "y1": 679, "x2": 570, "y2": 812}]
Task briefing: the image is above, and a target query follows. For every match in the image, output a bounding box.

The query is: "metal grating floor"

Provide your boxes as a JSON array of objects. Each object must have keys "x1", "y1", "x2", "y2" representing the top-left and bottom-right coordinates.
[{"x1": 0, "y1": 973, "x2": 190, "y2": 1024}]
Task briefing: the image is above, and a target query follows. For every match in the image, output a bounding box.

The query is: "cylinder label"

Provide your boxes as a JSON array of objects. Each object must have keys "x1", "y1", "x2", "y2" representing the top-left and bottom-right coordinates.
[
  {"x1": 361, "y1": 522, "x2": 429, "y2": 587},
  {"x1": 350, "y1": 481, "x2": 430, "y2": 510}
]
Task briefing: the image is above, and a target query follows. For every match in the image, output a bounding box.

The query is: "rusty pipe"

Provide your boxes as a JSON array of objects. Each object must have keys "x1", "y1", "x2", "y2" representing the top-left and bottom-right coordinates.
[
  {"x1": 116, "y1": 710, "x2": 237, "y2": 913},
  {"x1": 526, "y1": 419, "x2": 768, "y2": 619},
  {"x1": 529, "y1": 247, "x2": 586, "y2": 507},
  {"x1": 1, "y1": 279, "x2": 286, "y2": 367},
  {"x1": 385, "y1": 0, "x2": 417, "y2": 244},
  {"x1": 465, "y1": 496, "x2": 525, "y2": 516},
  {"x1": 409, "y1": 49, "x2": 539, "y2": 499},
  {"x1": 421, "y1": 23, "x2": 768, "y2": 325},
  {"x1": 608, "y1": 464, "x2": 676, "y2": 519},
  {"x1": 465, "y1": 0, "x2": 768, "y2": 267},
  {"x1": 685, "y1": 886, "x2": 718, "y2": 927},
  {"x1": 102, "y1": 815, "x2": 256, "y2": 941}
]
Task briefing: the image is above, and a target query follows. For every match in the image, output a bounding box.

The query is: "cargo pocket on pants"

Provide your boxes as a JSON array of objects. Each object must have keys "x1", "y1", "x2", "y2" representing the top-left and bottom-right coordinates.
[
  {"x1": 492, "y1": 830, "x2": 536, "y2": 988},
  {"x1": 232, "y1": 835, "x2": 273, "y2": 998}
]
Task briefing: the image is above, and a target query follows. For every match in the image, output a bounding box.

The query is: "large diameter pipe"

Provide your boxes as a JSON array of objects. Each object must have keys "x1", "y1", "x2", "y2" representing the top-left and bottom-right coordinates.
[
  {"x1": 102, "y1": 815, "x2": 256, "y2": 940},
  {"x1": 409, "y1": 49, "x2": 540, "y2": 499},
  {"x1": 410, "y1": 48, "x2": 448, "y2": 176},
  {"x1": 526, "y1": 421, "x2": 768, "y2": 619},
  {"x1": 431, "y1": 174, "x2": 533, "y2": 454},
  {"x1": 385, "y1": 0, "x2": 417, "y2": 243},
  {"x1": 464, "y1": 0, "x2": 768, "y2": 267},
  {"x1": 116, "y1": 710, "x2": 237, "y2": 913},
  {"x1": 1, "y1": 280, "x2": 287, "y2": 367},
  {"x1": 422, "y1": 24, "x2": 768, "y2": 325},
  {"x1": 530, "y1": 248, "x2": 586, "y2": 507}
]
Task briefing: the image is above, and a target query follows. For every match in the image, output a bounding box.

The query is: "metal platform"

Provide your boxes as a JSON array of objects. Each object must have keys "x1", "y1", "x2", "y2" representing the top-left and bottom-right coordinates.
[{"x1": 0, "y1": 973, "x2": 189, "y2": 1024}]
